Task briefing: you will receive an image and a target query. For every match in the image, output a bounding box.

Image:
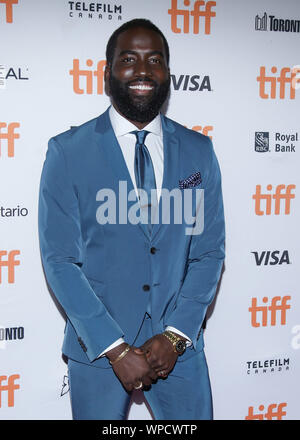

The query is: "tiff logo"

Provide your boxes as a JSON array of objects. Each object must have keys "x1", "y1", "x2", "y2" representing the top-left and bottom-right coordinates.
[
  {"x1": 252, "y1": 184, "x2": 295, "y2": 216},
  {"x1": 0, "y1": 0, "x2": 18, "y2": 23},
  {"x1": 245, "y1": 403, "x2": 287, "y2": 420},
  {"x1": 69, "y1": 59, "x2": 106, "y2": 94},
  {"x1": 257, "y1": 66, "x2": 300, "y2": 99},
  {"x1": 0, "y1": 374, "x2": 20, "y2": 407},
  {"x1": 168, "y1": 0, "x2": 216, "y2": 34},
  {"x1": 191, "y1": 125, "x2": 213, "y2": 139},
  {"x1": 249, "y1": 296, "x2": 291, "y2": 328},
  {"x1": 0, "y1": 122, "x2": 20, "y2": 157},
  {"x1": 0, "y1": 250, "x2": 20, "y2": 283}
]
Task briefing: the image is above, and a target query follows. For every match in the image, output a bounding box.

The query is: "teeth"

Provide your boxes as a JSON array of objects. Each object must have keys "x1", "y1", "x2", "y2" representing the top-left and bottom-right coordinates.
[{"x1": 129, "y1": 84, "x2": 153, "y2": 90}]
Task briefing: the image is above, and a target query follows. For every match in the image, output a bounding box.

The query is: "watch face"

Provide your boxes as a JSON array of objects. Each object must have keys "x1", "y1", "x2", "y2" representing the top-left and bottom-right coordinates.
[{"x1": 176, "y1": 340, "x2": 186, "y2": 354}]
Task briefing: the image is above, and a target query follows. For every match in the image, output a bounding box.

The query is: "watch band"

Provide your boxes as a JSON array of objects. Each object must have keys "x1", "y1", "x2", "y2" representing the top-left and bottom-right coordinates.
[{"x1": 162, "y1": 330, "x2": 186, "y2": 355}]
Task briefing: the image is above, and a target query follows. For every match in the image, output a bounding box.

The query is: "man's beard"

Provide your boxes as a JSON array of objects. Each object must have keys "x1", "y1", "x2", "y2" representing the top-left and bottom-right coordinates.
[{"x1": 109, "y1": 74, "x2": 170, "y2": 123}]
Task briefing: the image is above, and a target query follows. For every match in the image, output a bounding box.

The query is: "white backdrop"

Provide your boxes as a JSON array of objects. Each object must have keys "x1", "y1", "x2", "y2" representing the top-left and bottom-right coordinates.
[{"x1": 1, "y1": 0, "x2": 300, "y2": 420}]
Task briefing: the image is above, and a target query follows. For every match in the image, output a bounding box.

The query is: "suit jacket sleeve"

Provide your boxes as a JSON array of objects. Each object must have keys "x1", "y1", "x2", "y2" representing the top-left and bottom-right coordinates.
[
  {"x1": 38, "y1": 138, "x2": 124, "y2": 362},
  {"x1": 165, "y1": 139, "x2": 225, "y2": 348}
]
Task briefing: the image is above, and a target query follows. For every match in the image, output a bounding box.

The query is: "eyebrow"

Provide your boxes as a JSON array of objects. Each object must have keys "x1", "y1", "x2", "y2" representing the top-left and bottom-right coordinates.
[{"x1": 118, "y1": 49, "x2": 165, "y2": 58}]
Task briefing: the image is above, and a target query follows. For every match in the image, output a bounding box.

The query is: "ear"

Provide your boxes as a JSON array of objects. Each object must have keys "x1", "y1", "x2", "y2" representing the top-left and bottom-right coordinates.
[
  {"x1": 104, "y1": 64, "x2": 111, "y2": 96},
  {"x1": 104, "y1": 64, "x2": 111, "y2": 82}
]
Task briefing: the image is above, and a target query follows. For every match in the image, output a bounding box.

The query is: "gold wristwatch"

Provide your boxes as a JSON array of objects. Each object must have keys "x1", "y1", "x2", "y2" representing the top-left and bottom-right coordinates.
[{"x1": 162, "y1": 330, "x2": 186, "y2": 355}]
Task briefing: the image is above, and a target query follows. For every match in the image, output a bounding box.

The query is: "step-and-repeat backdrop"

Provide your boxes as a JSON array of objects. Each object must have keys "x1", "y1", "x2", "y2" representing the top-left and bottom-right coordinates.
[{"x1": 1, "y1": 0, "x2": 299, "y2": 420}]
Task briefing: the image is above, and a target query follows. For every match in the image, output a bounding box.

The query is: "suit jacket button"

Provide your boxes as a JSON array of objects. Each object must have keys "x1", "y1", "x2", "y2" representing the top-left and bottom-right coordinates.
[
  {"x1": 150, "y1": 247, "x2": 156, "y2": 254},
  {"x1": 143, "y1": 284, "x2": 150, "y2": 291}
]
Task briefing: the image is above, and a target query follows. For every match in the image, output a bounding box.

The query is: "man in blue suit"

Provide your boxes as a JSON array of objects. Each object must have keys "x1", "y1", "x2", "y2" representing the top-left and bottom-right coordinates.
[{"x1": 38, "y1": 19, "x2": 225, "y2": 420}]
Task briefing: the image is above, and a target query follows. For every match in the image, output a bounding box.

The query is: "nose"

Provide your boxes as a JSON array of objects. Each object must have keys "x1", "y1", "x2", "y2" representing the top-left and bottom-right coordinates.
[{"x1": 134, "y1": 57, "x2": 152, "y2": 78}]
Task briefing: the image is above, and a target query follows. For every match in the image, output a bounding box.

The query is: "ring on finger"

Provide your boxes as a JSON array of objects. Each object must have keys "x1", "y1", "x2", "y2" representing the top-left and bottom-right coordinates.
[{"x1": 134, "y1": 381, "x2": 143, "y2": 390}]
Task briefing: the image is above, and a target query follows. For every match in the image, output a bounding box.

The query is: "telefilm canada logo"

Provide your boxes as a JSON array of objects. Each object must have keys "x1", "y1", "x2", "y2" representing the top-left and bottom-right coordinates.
[
  {"x1": 255, "y1": 12, "x2": 300, "y2": 33},
  {"x1": 255, "y1": 131, "x2": 298, "y2": 153},
  {"x1": 246, "y1": 357, "x2": 290, "y2": 375},
  {"x1": 67, "y1": 1, "x2": 122, "y2": 21}
]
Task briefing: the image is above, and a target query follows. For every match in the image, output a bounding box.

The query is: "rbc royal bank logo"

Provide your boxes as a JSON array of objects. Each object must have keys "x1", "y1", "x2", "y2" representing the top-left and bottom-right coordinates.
[
  {"x1": 255, "y1": 132, "x2": 269, "y2": 152},
  {"x1": 255, "y1": 131, "x2": 298, "y2": 153},
  {"x1": 168, "y1": 0, "x2": 216, "y2": 34}
]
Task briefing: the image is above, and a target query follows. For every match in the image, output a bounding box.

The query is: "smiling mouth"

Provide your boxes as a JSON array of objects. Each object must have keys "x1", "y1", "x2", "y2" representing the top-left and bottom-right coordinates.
[
  {"x1": 129, "y1": 84, "x2": 154, "y2": 91},
  {"x1": 127, "y1": 79, "x2": 156, "y2": 94}
]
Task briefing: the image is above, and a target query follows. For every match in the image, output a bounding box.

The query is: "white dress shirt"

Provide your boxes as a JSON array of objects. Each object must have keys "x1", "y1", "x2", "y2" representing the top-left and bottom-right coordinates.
[{"x1": 98, "y1": 106, "x2": 191, "y2": 357}]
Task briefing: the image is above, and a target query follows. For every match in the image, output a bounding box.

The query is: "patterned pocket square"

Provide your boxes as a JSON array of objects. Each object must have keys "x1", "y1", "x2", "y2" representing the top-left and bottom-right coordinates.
[{"x1": 179, "y1": 172, "x2": 202, "y2": 189}]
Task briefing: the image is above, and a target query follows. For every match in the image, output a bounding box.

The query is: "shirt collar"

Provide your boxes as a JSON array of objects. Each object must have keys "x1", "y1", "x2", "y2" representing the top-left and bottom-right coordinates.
[{"x1": 109, "y1": 105, "x2": 162, "y2": 138}]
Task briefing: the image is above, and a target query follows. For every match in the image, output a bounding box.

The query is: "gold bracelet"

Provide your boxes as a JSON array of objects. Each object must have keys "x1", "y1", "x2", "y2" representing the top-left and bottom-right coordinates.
[{"x1": 109, "y1": 344, "x2": 131, "y2": 365}]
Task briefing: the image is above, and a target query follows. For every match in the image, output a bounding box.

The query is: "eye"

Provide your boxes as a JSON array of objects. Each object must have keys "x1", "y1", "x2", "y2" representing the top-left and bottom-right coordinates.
[
  {"x1": 149, "y1": 57, "x2": 161, "y2": 64},
  {"x1": 121, "y1": 56, "x2": 135, "y2": 63}
]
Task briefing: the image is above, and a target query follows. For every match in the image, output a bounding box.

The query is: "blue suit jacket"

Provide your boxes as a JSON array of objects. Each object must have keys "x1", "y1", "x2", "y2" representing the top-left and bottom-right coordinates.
[{"x1": 38, "y1": 107, "x2": 225, "y2": 368}]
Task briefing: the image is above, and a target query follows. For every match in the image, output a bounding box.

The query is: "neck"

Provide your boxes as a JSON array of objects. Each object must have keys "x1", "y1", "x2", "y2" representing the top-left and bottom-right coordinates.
[{"x1": 112, "y1": 103, "x2": 158, "y2": 130}]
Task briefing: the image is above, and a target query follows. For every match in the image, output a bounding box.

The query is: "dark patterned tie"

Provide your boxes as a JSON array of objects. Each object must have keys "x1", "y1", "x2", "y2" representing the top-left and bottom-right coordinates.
[{"x1": 132, "y1": 130, "x2": 157, "y2": 232}]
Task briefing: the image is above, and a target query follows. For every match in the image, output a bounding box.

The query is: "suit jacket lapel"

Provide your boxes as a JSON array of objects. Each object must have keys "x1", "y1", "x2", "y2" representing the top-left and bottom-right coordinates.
[
  {"x1": 94, "y1": 108, "x2": 150, "y2": 239},
  {"x1": 151, "y1": 114, "x2": 180, "y2": 241},
  {"x1": 94, "y1": 109, "x2": 180, "y2": 241}
]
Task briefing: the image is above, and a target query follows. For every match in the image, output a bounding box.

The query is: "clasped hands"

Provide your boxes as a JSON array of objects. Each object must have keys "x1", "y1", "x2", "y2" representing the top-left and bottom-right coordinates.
[{"x1": 106, "y1": 334, "x2": 181, "y2": 392}]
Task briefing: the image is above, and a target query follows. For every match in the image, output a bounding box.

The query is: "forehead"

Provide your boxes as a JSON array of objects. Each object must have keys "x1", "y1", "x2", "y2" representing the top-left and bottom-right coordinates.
[{"x1": 114, "y1": 26, "x2": 167, "y2": 57}]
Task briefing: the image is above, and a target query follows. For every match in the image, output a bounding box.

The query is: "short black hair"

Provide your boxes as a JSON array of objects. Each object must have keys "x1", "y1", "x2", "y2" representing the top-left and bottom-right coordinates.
[{"x1": 106, "y1": 18, "x2": 170, "y2": 67}]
